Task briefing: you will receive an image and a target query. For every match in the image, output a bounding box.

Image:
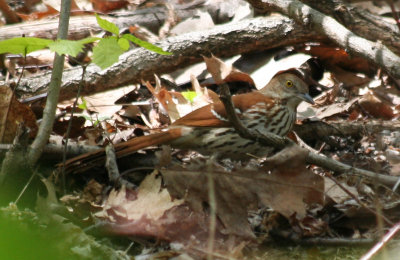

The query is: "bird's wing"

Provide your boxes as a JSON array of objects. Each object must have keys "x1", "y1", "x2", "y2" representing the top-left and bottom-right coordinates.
[{"x1": 172, "y1": 92, "x2": 274, "y2": 127}]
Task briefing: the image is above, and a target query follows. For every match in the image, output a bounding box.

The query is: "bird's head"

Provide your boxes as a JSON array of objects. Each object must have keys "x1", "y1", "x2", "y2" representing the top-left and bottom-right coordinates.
[{"x1": 261, "y1": 69, "x2": 315, "y2": 109}]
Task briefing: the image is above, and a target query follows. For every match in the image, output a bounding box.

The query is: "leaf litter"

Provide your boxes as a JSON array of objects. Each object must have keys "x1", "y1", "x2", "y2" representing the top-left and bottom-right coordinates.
[{"x1": 4, "y1": 1, "x2": 400, "y2": 258}]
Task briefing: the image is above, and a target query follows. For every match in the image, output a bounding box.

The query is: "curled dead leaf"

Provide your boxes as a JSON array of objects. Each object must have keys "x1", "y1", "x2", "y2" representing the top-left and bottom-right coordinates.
[
  {"x1": 0, "y1": 86, "x2": 38, "y2": 143},
  {"x1": 203, "y1": 54, "x2": 255, "y2": 86},
  {"x1": 359, "y1": 91, "x2": 396, "y2": 120}
]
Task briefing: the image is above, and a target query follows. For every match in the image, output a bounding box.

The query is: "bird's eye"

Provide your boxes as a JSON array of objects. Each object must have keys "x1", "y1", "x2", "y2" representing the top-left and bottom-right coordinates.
[{"x1": 285, "y1": 80, "x2": 293, "y2": 87}]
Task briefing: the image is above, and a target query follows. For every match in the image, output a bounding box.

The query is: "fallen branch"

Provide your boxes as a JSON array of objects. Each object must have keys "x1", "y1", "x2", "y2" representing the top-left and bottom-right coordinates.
[
  {"x1": 360, "y1": 221, "x2": 400, "y2": 260},
  {"x1": 294, "y1": 120, "x2": 400, "y2": 141},
  {"x1": 218, "y1": 83, "x2": 399, "y2": 187},
  {"x1": 8, "y1": 15, "x2": 323, "y2": 101},
  {"x1": 248, "y1": 0, "x2": 400, "y2": 55},
  {"x1": 271, "y1": 229, "x2": 376, "y2": 246},
  {"x1": 0, "y1": 0, "x2": 231, "y2": 41},
  {"x1": 247, "y1": 0, "x2": 400, "y2": 78}
]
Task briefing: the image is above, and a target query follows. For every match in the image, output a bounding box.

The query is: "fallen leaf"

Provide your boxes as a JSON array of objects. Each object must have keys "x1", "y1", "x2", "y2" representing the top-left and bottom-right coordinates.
[
  {"x1": 300, "y1": 44, "x2": 375, "y2": 75},
  {"x1": 96, "y1": 170, "x2": 183, "y2": 222},
  {"x1": 325, "y1": 178, "x2": 358, "y2": 204},
  {"x1": 144, "y1": 75, "x2": 214, "y2": 122},
  {"x1": 91, "y1": 0, "x2": 129, "y2": 13},
  {"x1": 298, "y1": 98, "x2": 358, "y2": 120},
  {"x1": 17, "y1": 4, "x2": 59, "y2": 21},
  {"x1": 95, "y1": 170, "x2": 248, "y2": 257},
  {"x1": 161, "y1": 146, "x2": 324, "y2": 238},
  {"x1": 359, "y1": 91, "x2": 396, "y2": 119},
  {"x1": 0, "y1": 86, "x2": 38, "y2": 143},
  {"x1": 203, "y1": 54, "x2": 255, "y2": 86}
]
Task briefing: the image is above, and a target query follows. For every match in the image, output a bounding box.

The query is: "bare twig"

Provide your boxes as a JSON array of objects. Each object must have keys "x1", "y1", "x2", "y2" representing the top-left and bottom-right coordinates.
[
  {"x1": 271, "y1": 229, "x2": 376, "y2": 246},
  {"x1": 360, "y1": 221, "x2": 400, "y2": 260},
  {"x1": 218, "y1": 83, "x2": 399, "y2": 186},
  {"x1": 248, "y1": 0, "x2": 400, "y2": 78},
  {"x1": 387, "y1": 0, "x2": 400, "y2": 32},
  {"x1": 27, "y1": 0, "x2": 72, "y2": 166},
  {"x1": 219, "y1": 83, "x2": 289, "y2": 149},
  {"x1": 326, "y1": 173, "x2": 393, "y2": 225},
  {"x1": 105, "y1": 145, "x2": 135, "y2": 189},
  {"x1": 60, "y1": 65, "x2": 87, "y2": 192},
  {"x1": 294, "y1": 120, "x2": 400, "y2": 141}
]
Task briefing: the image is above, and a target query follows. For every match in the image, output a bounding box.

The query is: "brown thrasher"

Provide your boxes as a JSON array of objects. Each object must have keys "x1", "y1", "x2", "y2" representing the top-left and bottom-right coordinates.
[{"x1": 62, "y1": 68, "x2": 314, "y2": 171}]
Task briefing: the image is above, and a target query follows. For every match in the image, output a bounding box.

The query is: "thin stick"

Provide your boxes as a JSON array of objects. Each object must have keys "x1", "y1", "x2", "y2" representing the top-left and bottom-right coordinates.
[
  {"x1": 15, "y1": 170, "x2": 36, "y2": 205},
  {"x1": 60, "y1": 65, "x2": 87, "y2": 193},
  {"x1": 218, "y1": 83, "x2": 398, "y2": 186},
  {"x1": 360, "y1": 221, "x2": 400, "y2": 260},
  {"x1": 326, "y1": 173, "x2": 393, "y2": 226},
  {"x1": 206, "y1": 158, "x2": 217, "y2": 260}
]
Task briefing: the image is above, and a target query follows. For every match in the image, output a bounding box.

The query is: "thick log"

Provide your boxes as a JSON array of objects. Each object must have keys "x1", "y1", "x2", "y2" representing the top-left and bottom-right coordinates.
[
  {"x1": 247, "y1": 0, "x2": 400, "y2": 79},
  {"x1": 0, "y1": 0, "x2": 230, "y2": 40},
  {"x1": 8, "y1": 15, "x2": 324, "y2": 101}
]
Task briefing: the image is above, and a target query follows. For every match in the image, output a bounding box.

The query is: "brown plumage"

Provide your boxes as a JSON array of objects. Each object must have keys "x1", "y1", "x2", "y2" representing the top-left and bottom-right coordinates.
[{"x1": 61, "y1": 69, "x2": 314, "y2": 172}]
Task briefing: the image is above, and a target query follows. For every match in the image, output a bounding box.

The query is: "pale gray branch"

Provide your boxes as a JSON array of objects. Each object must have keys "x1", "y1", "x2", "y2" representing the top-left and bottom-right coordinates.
[
  {"x1": 8, "y1": 15, "x2": 323, "y2": 101},
  {"x1": 248, "y1": 0, "x2": 400, "y2": 78}
]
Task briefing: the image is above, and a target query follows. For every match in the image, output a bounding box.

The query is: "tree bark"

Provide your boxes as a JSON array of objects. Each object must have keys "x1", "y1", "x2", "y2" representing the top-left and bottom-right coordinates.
[
  {"x1": 250, "y1": 0, "x2": 400, "y2": 55},
  {"x1": 247, "y1": 0, "x2": 400, "y2": 79},
  {"x1": 9, "y1": 15, "x2": 324, "y2": 101},
  {"x1": 0, "y1": 0, "x2": 232, "y2": 41}
]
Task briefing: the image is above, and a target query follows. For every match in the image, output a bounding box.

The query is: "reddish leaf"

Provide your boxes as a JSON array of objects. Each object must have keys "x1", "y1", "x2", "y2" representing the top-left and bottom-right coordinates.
[
  {"x1": 91, "y1": 0, "x2": 129, "y2": 13},
  {"x1": 300, "y1": 44, "x2": 375, "y2": 75},
  {"x1": 203, "y1": 54, "x2": 255, "y2": 86},
  {"x1": 162, "y1": 146, "x2": 324, "y2": 238},
  {"x1": 0, "y1": 86, "x2": 38, "y2": 143},
  {"x1": 17, "y1": 4, "x2": 59, "y2": 21},
  {"x1": 359, "y1": 92, "x2": 396, "y2": 119}
]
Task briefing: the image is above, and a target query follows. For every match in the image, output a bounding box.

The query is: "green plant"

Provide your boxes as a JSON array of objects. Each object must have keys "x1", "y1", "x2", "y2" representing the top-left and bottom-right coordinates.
[{"x1": 0, "y1": 13, "x2": 172, "y2": 69}]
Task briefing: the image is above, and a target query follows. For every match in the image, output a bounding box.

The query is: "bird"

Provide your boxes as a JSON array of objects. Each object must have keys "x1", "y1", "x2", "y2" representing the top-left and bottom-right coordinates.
[{"x1": 61, "y1": 68, "x2": 314, "y2": 172}]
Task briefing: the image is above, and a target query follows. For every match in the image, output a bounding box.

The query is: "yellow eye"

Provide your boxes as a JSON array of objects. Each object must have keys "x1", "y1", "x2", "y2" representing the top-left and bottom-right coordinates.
[{"x1": 286, "y1": 80, "x2": 293, "y2": 87}]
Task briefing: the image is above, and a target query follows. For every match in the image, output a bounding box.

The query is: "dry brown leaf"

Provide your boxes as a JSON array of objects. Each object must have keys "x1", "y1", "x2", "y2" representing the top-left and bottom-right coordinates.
[
  {"x1": 0, "y1": 86, "x2": 38, "y2": 143},
  {"x1": 359, "y1": 91, "x2": 396, "y2": 120},
  {"x1": 330, "y1": 66, "x2": 370, "y2": 87},
  {"x1": 324, "y1": 178, "x2": 358, "y2": 204},
  {"x1": 17, "y1": 4, "x2": 59, "y2": 21},
  {"x1": 298, "y1": 98, "x2": 358, "y2": 120},
  {"x1": 91, "y1": 0, "x2": 129, "y2": 13},
  {"x1": 93, "y1": 148, "x2": 323, "y2": 256},
  {"x1": 94, "y1": 170, "x2": 249, "y2": 257},
  {"x1": 96, "y1": 170, "x2": 183, "y2": 222},
  {"x1": 190, "y1": 74, "x2": 219, "y2": 104},
  {"x1": 161, "y1": 146, "x2": 324, "y2": 238},
  {"x1": 203, "y1": 54, "x2": 255, "y2": 86},
  {"x1": 5, "y1": 50, "x2": 59, "y2": 77},
  {"x1": 53, "y1": 116, "x2": 86, "y2": 139},
  {"x1": 300, "y1": 44, "x2": 375, "y2": 75},
  {"x1": 144, "y1": 75, "x2": 214, "y2": 122}
]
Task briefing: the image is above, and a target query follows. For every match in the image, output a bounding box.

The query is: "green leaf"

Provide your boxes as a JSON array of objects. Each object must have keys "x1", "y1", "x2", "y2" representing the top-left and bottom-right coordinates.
[
  {"x1": 49, "y1": 37, "x2": 101, "y2": 57},
  {"x1": 122, "y1": 34, "x2": 172, "y2": 55},
  {"x1": 182, "y1": 91, "x2": 198, "y2": 102},
  {"x1": 118, "y1": 38, "x2": 130, "y2": 51},
  {"x1": 78, "y1": 37, "x2": 100, "y2": 45},
  {"x1": 92, "y1": 37, "x2": 124, "y2": 69},
  {"x1": 78, "y1": 98, "x2": 87, "y2": 110},
  {"x1": 0, "y1": 37, "x2": 52, "y2": 55},
  {"x1": 95, "y1": 13, "x2": 119, "y2": 36},
  {"x1": 48, "y1": 39, "x2": 84, "y2": 57}
]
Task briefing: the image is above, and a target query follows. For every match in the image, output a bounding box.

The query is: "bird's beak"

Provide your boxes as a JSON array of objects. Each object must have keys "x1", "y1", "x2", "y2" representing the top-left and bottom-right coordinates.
[{"x1": 298, "y1": 93, "x2": 315, "y2": 104}]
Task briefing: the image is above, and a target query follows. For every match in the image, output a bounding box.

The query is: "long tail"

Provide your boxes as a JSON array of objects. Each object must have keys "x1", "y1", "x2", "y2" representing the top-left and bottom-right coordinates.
[{"x1": 60, "y1": 128, "x2": 183, "y2": 174}]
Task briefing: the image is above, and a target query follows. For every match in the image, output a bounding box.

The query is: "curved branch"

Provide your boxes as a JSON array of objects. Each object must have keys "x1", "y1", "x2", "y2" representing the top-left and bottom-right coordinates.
[
  {"x1": 248, "y1": 0, "x2": 400, "y2": 79},
  {"x1": 8, "y1": 15, "x2": 324, "y2": 101},
  {"x1": 219, "y1": 83, "x2": 399, "y2": 187}
]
